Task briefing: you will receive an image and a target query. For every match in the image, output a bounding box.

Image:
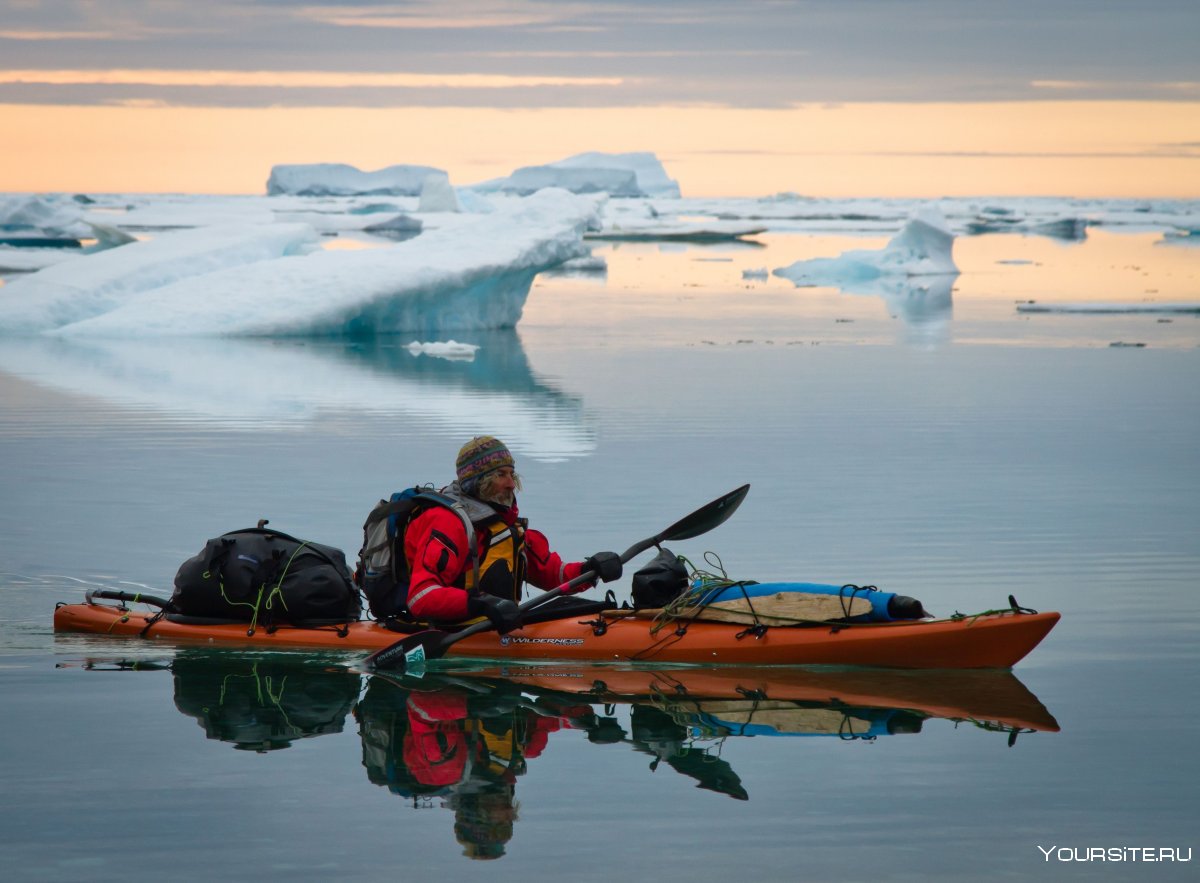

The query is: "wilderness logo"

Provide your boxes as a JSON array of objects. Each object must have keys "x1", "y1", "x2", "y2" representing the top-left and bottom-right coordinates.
[{"x1": 499, "y1": 635, "x2": 585, "y2": 647}]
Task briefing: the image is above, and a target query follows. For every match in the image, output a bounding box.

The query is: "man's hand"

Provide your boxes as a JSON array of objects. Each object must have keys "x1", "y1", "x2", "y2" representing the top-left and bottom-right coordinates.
[
  {"x1": 583, "y1": 551, "x2": 623, "y2": 583},
  {"x1": 469, "y1": 594, "x2": 522, "y2": 633}
]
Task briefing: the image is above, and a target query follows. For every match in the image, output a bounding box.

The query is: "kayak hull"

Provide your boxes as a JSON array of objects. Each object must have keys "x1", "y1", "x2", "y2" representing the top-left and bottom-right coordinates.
[{"x1": 53, "y1": 601, "x2": 1059, "y2": 670}]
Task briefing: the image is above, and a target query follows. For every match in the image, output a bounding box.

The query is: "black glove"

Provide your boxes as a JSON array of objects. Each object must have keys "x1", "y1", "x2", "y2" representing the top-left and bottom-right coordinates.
[
  {"x1": 583, "y1": 551, "x2": 623, "y2": 583},
  {"x1": 468, "y1": 594, "x2": 522, "y2": 634}
]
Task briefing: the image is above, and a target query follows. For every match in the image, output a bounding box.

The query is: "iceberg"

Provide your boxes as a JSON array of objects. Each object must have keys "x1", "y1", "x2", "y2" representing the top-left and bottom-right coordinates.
[
  {"x1": 501, "y1": 166, "x2": 641, "y2": 197},
  {"x1": 266, "y1": 163, "x2": 450, "y2": 197},
  {"x1": 21, "y1": 189, "x2": 599, "y2": 338},
  {"x1": 774, "y1": 208, "x2": 959, "y2": 286},
  {"x1": 551, "y1": 152, "x2": 681, "y2": 197},
  {"x1": 473, "y1": 151, "x2": 681, "y2": 198},
  {"x1": 0, "y1": 223, "x2": 320, "y2": 334}
]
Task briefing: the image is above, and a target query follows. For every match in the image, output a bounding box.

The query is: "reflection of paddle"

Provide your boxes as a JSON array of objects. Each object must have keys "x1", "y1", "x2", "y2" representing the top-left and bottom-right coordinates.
[{"x1": 365, "y1": 484, "x2": 751, "y2": 672}]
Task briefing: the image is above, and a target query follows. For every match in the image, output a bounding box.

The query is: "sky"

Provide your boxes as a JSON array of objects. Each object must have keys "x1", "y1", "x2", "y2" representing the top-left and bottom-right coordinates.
[{"x1": 1, "y1": 0, "x2": 1198, "y2": 197}]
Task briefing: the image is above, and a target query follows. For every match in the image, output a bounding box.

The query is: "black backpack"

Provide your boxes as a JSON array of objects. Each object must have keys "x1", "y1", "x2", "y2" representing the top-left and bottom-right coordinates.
[
  {"x1": 631, "y1": 547, "x2": 690, "y2": 609},
  {"x1": 357, "y1": 487, "x2": 478, "y2": 621},
  {"x1": 172, "y1": 527, "x2": 360, "y2": 629}
]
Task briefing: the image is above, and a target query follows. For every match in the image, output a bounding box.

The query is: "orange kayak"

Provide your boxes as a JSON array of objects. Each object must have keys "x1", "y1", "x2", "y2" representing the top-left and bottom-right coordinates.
[{"x1": 54, "y1": 597, "x2": 1059, "y2": 669}]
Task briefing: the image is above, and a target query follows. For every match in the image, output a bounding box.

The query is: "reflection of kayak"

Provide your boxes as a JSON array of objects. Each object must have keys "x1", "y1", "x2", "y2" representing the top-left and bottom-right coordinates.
[
  {"x1": 438, "y1": 664, "x2": 1061, "y2": 734},
  {"x1": 55, "y1": 593, "x2": 1059, "y2": 669}
]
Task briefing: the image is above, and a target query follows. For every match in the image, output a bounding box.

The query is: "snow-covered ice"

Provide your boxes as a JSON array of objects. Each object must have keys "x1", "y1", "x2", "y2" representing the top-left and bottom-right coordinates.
[
  {"x1": 0, "y1": 189, "x2": 601, "y2": 338},
  {"x1": 0, "y1": 222, "x2": 320, "y2": 333}
]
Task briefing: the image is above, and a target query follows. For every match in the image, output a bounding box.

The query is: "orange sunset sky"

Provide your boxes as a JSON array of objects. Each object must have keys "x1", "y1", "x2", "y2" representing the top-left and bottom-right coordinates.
[{"x1": 1, "y1": 2, "x2": 1197, "y2": 198}]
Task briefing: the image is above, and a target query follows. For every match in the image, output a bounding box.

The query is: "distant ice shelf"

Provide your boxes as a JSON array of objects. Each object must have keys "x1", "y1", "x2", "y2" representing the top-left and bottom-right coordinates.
[{"x1": 1017, "y1": 302, "x2": 1200, "y2": 314}]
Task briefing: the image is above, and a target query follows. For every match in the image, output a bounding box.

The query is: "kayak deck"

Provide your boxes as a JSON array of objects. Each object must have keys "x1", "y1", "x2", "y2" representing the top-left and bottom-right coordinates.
[{"x1": 54, "y1": 599, "x2": 1059, "y2": 669}]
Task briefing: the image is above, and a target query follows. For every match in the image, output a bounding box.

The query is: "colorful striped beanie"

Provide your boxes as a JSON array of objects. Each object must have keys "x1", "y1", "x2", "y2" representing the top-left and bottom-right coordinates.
[{"x1": 456, "y1": 436, "x2": 514, "y2": 485}]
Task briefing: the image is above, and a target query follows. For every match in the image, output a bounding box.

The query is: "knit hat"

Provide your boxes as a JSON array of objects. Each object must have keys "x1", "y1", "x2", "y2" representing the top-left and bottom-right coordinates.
[{"x1": 456, "y1": 436, "x2": 514, "y2": 485}]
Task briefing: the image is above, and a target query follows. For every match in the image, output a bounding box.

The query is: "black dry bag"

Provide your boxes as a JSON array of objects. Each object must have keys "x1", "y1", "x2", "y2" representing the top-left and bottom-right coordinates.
[
  {"x1": 631, "y1": 547, "x2": 689, "y2": 609},
  {"x1": 172, "y1": 527, "x2": 361, "y2": 627}
]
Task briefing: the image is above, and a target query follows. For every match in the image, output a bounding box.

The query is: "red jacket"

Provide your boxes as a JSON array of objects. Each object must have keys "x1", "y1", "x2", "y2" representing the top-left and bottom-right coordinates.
[{"x1": 404, "y1": 501, "x2": 585, "y2": 621}]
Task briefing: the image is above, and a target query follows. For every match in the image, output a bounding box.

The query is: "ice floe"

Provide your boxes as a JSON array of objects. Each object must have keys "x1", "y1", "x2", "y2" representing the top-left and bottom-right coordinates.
[
  {"x1": 0, "y1": 222, "x2": 320, "y2": 333},
  {"x1": 1, "y1": 189, "x2": 601, "y2": 338}
]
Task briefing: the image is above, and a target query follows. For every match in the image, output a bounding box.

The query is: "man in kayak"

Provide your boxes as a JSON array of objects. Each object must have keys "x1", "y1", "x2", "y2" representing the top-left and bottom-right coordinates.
[{"x1": 404, "y1": 436, "x2": 623, "y2": 633}]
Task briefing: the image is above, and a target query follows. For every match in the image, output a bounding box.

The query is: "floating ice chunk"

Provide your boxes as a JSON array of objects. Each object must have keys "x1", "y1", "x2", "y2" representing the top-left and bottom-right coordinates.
[
  {"x1": 47, "y1": 189, "x2": 602, "y2": 337},
  {"x1": 966, "y1": 213, "x2": 1087, "y2": 240},
  {"x1": 349, "y1": 202, "x2": 404, "y2": 215},
  {"x1": 774, "y1": 208, "x2": 959, "y2": 286},
  {"x1": 266, "y1": 163, "x2": 450, "y2": 196},
  {"x1": 742, "y1": 267, "x2": 769, "y2": 279},
  {"x1": 405, "y1": 339, "x2": 479, "y2": 361},
  {"x1": 0, "y1": 222, "x2": 320, "y2": 334},
  {"x1": 587, "y1": 221, "x2": 766, "y2": 242},
  {"x1": 560, "y1": 255, "x2": 607, "y2": 271},
  {"x1": 87, "y1": 222, "x2": 138, "y2": 249},
  {"x1": 1016, "y1": 302, "x2": 1200, "y2": 314},
  {"x1": 0, "y1": 194, "x2": 86, "y2": 236},
  {"x1": 418, "y1": 175, "x2": 461, "y2": 213},
  {"x1": 363, "y1": 214, "x2": 423, "y2": 240}
]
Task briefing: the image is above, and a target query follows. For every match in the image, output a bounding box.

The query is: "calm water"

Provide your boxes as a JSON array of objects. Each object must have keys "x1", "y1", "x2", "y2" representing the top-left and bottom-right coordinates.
[{"x1": 2, "y1": 225, "x2": 1198, "y2": 881}]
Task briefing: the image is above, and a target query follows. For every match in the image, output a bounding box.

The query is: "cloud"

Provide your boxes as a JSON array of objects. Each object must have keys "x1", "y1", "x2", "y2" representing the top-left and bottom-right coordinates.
[
  {"x1": 295, "y1": 1, "x2": 580, "y2": 30},
  {"x1": 0, "y1": 30, "x2": 120, "y2": 41},
  {"x1": 1031, "y1": 80, "x2": 1200, "y2": 94},
  {"x1": 0, "y1": 69, "x2": 624, "y2": 90}
]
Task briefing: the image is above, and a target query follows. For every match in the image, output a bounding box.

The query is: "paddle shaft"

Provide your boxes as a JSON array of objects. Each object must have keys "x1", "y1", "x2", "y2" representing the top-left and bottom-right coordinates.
[{"x1": 430, "y1": 534, "x2": 660, "y2": 646}]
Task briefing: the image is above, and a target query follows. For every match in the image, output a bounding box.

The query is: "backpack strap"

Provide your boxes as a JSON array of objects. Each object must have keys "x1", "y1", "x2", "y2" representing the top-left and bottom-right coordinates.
[
  {"x1": 362, "y1": 489, "x2": 481, "y2": 591},
  {"x1": 410, "y1": 491, "x2": 480, "y2": 590}
]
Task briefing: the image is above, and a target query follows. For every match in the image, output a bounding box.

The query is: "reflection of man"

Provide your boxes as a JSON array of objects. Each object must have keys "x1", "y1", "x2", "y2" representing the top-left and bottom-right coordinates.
[
  {"x1": 407, "y1": 686, "x2": 579, "y2": 860},
  {"x1": 356, "y1": 675, "x2": 583, "y2": 860}
]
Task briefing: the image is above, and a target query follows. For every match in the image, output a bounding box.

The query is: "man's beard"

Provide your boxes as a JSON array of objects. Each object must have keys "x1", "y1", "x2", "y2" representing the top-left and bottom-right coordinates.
[{"x1": 480, "y1": 485, "x2": 515, "y2": 507}]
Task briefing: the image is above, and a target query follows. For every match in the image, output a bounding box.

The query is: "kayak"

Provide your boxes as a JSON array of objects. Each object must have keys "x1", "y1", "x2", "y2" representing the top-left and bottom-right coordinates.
[{"x1": 54, "y1": 593, "x2": 1059, "y2": 669}]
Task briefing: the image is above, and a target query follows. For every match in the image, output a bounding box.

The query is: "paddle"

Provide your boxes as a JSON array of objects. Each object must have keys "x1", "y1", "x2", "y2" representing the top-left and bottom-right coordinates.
[{"x1": 364, "y1": 483, "x2": 750, "y2": 672}]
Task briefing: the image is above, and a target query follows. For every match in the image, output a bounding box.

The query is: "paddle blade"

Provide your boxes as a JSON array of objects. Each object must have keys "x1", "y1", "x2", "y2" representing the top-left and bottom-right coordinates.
[
  {"x1": 364, "y1": 630, "x2": 448, "y2": 671},
  {"x1": 656, "y1": 484, "x2": 749, "y2": 543}
]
